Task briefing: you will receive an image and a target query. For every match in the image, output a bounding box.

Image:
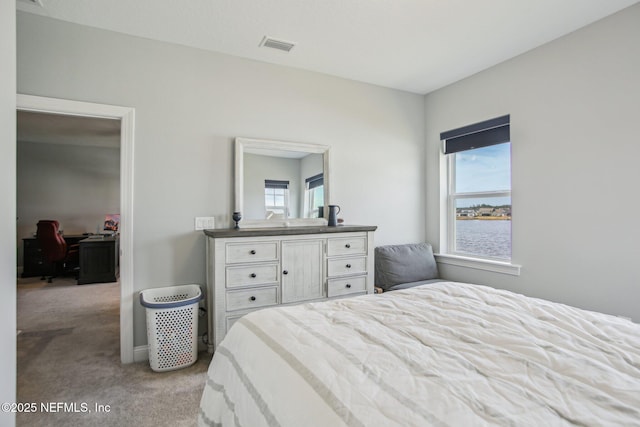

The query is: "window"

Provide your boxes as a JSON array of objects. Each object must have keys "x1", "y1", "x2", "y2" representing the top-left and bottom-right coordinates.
[
  {"x1": 305, "y1": 173, "x2": 324, "y2": 218},
  {"x1": 264, "y1": 180, "x2": 289, "y2": 218},
  {"x1": 441, "y1": 115, "x2": 511, "y2": 261}
]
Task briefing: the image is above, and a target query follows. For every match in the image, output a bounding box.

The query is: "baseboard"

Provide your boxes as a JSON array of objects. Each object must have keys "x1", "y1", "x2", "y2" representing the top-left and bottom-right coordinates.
[
  {"x1": 133, "y1": 337, "x2": 208, "y2": 363},
  {"x1": 133, "y1": 345, "x2": 149, "y2": 362}
]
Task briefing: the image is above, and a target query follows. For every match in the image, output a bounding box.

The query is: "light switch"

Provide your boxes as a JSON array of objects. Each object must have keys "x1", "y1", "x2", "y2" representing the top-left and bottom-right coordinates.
[{"x1": 195, "y1": 217, "x2": 215, "y2": 230}]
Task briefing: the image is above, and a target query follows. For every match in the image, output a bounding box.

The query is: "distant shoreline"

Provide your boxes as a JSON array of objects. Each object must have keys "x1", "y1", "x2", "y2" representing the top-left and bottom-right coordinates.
[{"x1": 456, "y1": 216, "x2": 511, "y2": 221}]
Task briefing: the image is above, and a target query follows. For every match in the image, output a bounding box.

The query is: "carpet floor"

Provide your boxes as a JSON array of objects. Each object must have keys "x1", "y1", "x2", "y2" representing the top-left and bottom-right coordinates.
[{"x1": 16, "y1": 276, "x2": 212, "y2": 427}]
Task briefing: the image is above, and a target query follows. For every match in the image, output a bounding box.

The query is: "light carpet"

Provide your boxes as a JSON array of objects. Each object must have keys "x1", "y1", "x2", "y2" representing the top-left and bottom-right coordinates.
[{"x1": 16, "y1": 277, "x2": 212, "y2": 427}]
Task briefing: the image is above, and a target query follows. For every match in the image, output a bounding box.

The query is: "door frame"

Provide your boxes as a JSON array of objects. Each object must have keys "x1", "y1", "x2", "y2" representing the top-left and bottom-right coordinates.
[{"x1": 17, "y1": 94, "x2": 135, "y2": 363}]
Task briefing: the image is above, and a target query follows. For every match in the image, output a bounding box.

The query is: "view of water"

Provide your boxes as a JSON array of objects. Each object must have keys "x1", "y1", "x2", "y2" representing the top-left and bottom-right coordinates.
[{"x1": 455, "y1": 220, "x2": 511, "y2": 259}]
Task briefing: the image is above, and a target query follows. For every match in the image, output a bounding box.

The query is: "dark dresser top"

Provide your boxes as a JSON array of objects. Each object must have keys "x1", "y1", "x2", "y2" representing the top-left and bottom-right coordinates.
[{"x1": 204, "y1": 225, "x2": 377, "y2": 238}]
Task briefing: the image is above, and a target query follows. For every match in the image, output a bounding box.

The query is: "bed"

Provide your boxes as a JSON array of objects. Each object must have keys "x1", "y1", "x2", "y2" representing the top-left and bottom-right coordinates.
[{"x1": 198, "y1": 282, "x2": 640, "y2": 426}]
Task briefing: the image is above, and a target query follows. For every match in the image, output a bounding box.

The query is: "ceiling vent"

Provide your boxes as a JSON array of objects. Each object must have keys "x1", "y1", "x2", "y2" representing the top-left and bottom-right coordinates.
[{"x1": 260, "y1": 36, "x2": 296, "y2": 53}]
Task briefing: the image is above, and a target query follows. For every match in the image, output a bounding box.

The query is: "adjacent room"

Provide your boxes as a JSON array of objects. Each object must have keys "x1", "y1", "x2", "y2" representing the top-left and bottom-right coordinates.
[
  {"x1": 16, "y1": 111, "x2": 121, "y2": 284},
  {"x1": 2, "y1": 0, "x2": 639, "y2": 426}
]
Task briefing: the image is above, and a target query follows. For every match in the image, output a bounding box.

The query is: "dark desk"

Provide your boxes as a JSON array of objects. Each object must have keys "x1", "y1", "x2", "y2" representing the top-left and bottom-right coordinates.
[
  {"x1": 21, "y1": 234, "x2": 85, "y2": 278},
  {"x1": 78, "y1": 236, "x2": 119, "y2": 285}
]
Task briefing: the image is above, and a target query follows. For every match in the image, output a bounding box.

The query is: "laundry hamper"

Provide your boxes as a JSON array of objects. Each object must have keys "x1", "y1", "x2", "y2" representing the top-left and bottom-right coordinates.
[{"x1": 139, "y1": 284, "x2": 203, "y2": 372}]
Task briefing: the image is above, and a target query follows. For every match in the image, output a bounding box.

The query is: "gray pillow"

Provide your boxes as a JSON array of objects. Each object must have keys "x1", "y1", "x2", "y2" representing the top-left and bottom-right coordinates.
[
  {"x1": 386, "y1": 279, "x2": 445, "y2": 292},
  {"x1": 375, "y1": 243, "x2": 439, "y2": 291}
]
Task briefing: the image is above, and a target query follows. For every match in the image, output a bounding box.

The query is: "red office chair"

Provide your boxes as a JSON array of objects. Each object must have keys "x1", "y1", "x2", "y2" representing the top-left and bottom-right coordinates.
[{"x1": 36, "y1": 220, "x2": 79, "y2": 283}]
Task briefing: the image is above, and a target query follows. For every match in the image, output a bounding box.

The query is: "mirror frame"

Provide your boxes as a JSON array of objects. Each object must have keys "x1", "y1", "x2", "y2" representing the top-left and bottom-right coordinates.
[{"x1": 235, "y1": 137, "x2": 331, "y2": 228}]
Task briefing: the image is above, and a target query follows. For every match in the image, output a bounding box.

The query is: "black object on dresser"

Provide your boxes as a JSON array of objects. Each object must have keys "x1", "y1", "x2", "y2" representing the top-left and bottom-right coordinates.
[{"x1": 78, "y1": 236, "x2": 119, "y2": 285}]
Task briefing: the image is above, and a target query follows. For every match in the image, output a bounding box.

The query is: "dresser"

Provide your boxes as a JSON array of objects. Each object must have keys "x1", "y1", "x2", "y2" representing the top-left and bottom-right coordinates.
[{"x1": 204, "y1": 225, "x2": 377, "y2": 352}]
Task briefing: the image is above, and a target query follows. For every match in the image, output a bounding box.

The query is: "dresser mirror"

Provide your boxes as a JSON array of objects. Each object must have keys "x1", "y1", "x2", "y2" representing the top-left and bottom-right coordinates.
[{"x1": 235, "y1": 137, "x2": 331, "y2": 228}]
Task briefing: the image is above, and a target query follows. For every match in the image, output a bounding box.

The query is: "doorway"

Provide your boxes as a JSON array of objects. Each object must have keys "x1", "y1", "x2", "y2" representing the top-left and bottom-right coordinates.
[{"x1": 17, "y1": 94, "x2": 134, "y2": 363}]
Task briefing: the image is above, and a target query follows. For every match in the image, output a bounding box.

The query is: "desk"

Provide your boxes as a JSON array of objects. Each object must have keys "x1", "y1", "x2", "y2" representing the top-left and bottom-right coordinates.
[
  {"x1": 21, "y1": 235, "x2": 85, "y2": 278},
  {"x1": 78, "y1": 236, "x2": 119, "y2": 285}
]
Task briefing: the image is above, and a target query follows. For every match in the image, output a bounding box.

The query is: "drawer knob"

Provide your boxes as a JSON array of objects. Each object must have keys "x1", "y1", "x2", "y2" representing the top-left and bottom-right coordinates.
[
  {"x1": 250, "y1": 296, "x2": 256, "y2": 301},
  {"x1": 250, "y1": 250, "x2": 256, "y2": 255},
  {"x1": 346, "y1": 283, "x2": 352, "y2": 288},
  {"x1": 250, "y1": 273, "x2": 257, "y2": 278},
  {"x1": 283, "y1": 270, "x2": 289, "y2": 275},
  {"x1": 346, "y1": 264, "x2": 351, "y2": 268},
  {"x1": 345, "y1": 243, "x2": 351, "y2": 248}
]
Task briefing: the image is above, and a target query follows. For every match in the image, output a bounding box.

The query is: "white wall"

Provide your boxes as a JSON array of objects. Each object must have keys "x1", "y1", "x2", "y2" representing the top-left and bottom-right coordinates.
[
  {"x1": 16, "y1": 141, "x2": 120, "y2": 266},
  {"x1": 425, "y1": 4, "x2": 640, "y2": 321},
  {"x1": 1, "y1": 1, "x2": 17, "y2": 425},
  {"x1": 17, "y1": 12, "x2": 425, "y2": 346}
]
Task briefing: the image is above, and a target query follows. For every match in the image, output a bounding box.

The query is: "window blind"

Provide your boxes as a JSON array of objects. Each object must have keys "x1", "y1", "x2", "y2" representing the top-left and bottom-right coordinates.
[
  {"x1": 264, "y1": 180, "x2": 289, "y2": 189},
  {"x1": 441, "y1": 114, "x2": 510, "y2": 155},
  {"x1": 305, "y1": 173, "x2": 324, "y2": 190}
]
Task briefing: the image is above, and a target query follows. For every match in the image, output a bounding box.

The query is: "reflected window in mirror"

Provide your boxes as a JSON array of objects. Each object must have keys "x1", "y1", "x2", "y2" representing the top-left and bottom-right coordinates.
[
  {"x1": 243, "y1": 152, "x2": 322, "y2": 220},
  {"x1": 305, "y1": 173, "x2": 324, "y2": 218},
  {"x1": 264, "y1": 180, "x2": 290, "y2": 219},
  {"x1": 235, "y1": 137, "x2": 330, "y2": 228}
]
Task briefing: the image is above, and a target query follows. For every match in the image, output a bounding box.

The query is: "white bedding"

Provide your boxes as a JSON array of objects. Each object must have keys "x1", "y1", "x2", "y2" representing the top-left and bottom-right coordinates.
[{"x1": 198, "y1": 282, "x2": 640, "y2": 426}]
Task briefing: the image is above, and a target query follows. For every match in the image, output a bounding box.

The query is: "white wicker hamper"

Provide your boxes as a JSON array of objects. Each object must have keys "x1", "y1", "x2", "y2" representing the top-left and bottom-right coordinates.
[{"x1": 139, "y1": 284, "x2": 203, "y2": 372}]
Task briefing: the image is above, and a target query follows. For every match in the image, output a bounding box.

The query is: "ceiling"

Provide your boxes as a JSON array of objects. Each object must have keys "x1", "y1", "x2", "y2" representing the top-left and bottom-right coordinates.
[
  {"x1": 17, "y1": 0, "x2": 638, "y2": 94},
  {"x1": 17, "y1": 111, "x2": 121, "y2": 148}
]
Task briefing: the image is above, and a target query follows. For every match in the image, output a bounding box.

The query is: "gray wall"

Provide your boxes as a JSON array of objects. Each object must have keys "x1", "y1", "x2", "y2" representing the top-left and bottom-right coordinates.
[
  {"x1": 17, "y1": 12, "x2": 426, "y2": 346},
  {"x1": 425, "y1": 4, "x2": 640, "y2": 322},
  {"x1": 16, "y1": 141, "x2": 120, "y2": 266},
  {"x1": 1, "y1": 1, "x2": 16, "y2": 425}
]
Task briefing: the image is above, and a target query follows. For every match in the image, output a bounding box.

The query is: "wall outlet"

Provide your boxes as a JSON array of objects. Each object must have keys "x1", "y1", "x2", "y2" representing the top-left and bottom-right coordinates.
[{"x1": 195, "y1": 217, "x2": 215, "y2": 230}]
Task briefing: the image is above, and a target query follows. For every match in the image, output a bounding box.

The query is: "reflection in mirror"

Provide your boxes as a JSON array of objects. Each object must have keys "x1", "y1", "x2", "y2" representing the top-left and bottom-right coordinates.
[
  {"x1": 235, "y1": 138, "x2": 330, "y2": 228},
  {"x1": 244, "y1": 152, "x2": 324, "y2": 219}
]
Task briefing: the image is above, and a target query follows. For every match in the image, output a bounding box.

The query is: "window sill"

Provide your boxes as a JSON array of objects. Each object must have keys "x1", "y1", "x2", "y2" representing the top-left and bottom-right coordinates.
[{"x1": 434, "y1": 254, "x2": 521, "y2": 276}]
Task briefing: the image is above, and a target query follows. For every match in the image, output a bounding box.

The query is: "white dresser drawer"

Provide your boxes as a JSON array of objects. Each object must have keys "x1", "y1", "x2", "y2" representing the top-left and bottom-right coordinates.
[
  {"x1": 327, "y1": 236, "x2": 367, "y2": 257},
  {"x1": 226, "y1": 286, "x2": 278, "y2": 311},
  {"x1": 328, "y1": 276, "x2": 367, "y2": 298},
  {"x1": 226, "y1": 241, "x2": 278, "y2": 264},
  {"x1": 226, "y1": 264, "x2": 279, "y2": 288},
  {"x1": 327, "y1": 256, "x2": 367, "y2": 277}
]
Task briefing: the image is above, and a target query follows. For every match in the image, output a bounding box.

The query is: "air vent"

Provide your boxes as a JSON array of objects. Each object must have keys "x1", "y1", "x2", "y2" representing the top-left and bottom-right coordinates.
[{"x1": 260, "y1": 36, "x2": 296, "y2": 53}]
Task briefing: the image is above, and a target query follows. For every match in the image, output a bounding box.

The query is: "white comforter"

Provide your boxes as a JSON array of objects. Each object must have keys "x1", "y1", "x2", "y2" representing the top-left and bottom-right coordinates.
[{"x1": 198, "y1": 282, "x2": 640, "y2": 426}]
